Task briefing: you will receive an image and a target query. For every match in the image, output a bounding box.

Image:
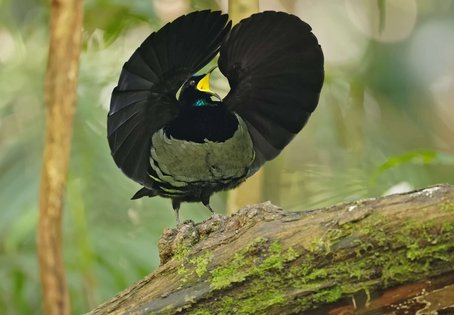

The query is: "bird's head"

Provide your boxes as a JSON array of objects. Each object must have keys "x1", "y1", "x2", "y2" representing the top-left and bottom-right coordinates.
[{"x1": 179, "y1": 67, "x2": 221, "y2": 106}]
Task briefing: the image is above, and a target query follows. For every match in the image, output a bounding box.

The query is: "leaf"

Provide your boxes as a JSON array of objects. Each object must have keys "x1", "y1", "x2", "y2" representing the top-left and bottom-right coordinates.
[{"x1": 370, "y1": 150, "x2": 454, "y2": 184}]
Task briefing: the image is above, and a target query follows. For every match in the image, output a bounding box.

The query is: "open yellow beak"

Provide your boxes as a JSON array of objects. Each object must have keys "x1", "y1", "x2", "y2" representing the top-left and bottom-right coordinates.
[
  {"x1": 196, "y1": 72, "x2": 212, "y2": 93},
  {"x1": 196, "y1": 67, "x2": 221, "y2": 100}
]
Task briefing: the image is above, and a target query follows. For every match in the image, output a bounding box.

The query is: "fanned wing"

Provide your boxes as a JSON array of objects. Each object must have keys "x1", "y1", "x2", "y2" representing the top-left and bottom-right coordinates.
[
  {"x1": 108, "y1": 10, "x2": 231, "y2": 186},
  {"x1": 218, "y1": 11, "x2": 324, "y2": 170}
]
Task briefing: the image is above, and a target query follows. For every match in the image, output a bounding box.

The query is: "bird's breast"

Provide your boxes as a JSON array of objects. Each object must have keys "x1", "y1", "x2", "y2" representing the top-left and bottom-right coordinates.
[{"x1": 148, "y1": 115, "x2": 254, "y2": 191}]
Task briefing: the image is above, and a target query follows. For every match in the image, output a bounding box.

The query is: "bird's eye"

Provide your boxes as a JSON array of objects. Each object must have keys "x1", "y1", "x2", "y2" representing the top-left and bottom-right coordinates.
[{"x1": 189, "y1": 80, "x2": 195, "y2": 86}]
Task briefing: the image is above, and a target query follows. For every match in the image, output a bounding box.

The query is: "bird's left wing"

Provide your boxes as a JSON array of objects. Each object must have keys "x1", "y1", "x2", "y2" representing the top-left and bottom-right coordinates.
[
  {"x1": 108, "y1": 10, "x2": 231, "y2": 186},
  {"x1": 218, "y1": 11, "x2": 324, "y2": 172}
]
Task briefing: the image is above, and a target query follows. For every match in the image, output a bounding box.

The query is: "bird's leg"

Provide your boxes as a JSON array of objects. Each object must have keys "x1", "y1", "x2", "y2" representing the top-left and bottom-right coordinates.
[
  {"x1": 202, "y1": 197, "x2": 215, "y2": 215},
  {"x1": 172, "y1": 199, "x2": 181, "y2": 225}
]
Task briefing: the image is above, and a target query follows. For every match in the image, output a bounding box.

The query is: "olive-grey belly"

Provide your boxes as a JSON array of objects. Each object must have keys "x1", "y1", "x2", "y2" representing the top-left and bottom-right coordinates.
[{"x1": 149, "y1": 116, "x2": 255, "y2": 190}]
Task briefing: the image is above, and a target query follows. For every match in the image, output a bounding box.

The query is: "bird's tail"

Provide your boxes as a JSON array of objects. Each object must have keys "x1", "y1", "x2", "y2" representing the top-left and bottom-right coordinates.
[{"x1": 131, "y1": 187, "x2": 158, "y2": 200}]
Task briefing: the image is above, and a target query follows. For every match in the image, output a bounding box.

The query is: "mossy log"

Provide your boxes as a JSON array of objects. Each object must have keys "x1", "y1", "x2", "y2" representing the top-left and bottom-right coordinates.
[{"x1": 88, "y1": 184, "x2": 454, "y2": 314}]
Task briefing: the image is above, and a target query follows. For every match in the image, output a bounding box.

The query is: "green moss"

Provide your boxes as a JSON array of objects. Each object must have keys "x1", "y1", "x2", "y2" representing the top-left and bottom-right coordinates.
[
  {"x1": 195, "y1": 238, "x2": 298, "y2": 314},
  {"x1": 218, "y1": 297, "x2": 236, "y2": 315},
  {"x1": 279, "y1": 212, "x2": 454, "y2": 311},
  {"x1": 440, "y1": 202, "x2": 454, "y2": 212},
  {"x1": 210, "y1": 276, "x2": 287, "y2": 315},
  {"x1": 210, "y1": 252, "x2": 249, "y2": 289},
  {"x1": 176, "y1": 251, "x2": 213, "y2": 285},
  {"x1": 347, "y1": 260, "x2": 368, "y2": 280},
  {"x1": 174, "y1": 246, "x2": 190, "y2": 283},
  {"x1": 190, "y1": 252, "x2": 212, "y2": 277},
  {"x1": 174, "y1": 245, "x2": 190, "y2": 261},
  {"x1": 235, "y1": 285, "x2": 285, "y2": 314},
  {"x1": 159, "y1": 306, "x2": 174, "y2": 315},
  {"x1": 311, "y1": 285, "x2": 343, "y2": 304},
  {"x1": 256, "y1": 241, "x2": 299, "y2": 275},
  {"x1": 185, "y1": 210, "x2": 454, "y2": 314},
  {"x1": 210, "y1": 238, "x2": 299, "y2": 290},
  {"x1": 300, "y1": 267, "x2": 327, "y2": 283},
  {"x1": 442, "y1": 222, "x2": 454, "y2": 232}
]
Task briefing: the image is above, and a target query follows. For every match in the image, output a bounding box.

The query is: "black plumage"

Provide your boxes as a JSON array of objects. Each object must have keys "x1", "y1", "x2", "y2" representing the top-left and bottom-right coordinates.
[{"x1": 108, "y1": 10, "x2": 324, "y2": 223}]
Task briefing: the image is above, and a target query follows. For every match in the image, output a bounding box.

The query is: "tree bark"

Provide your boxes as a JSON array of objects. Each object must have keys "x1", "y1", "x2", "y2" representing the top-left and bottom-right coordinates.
[
  {"x1": 38, "y1": 0, "x2": 83, "y2": 314},
  {"x1": 87, "y1": 184, "x2": 454, "y2": 314}
]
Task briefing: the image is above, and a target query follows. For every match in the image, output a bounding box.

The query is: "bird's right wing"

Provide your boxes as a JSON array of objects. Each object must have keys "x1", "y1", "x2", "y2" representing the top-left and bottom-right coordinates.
[
  {"x1": 218, "y1": 11, "x2": 324, "y2": 171},
  {"x1": 108, "y1": 10, "x2": 231, "y2": 186}
]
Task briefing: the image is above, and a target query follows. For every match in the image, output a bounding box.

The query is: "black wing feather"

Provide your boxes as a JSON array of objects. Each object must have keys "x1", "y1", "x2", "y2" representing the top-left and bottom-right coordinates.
[
  {"x1": 108, "y1": 10, "x2": 231, "y2": 186},
  {"x1": 218, "y1": 11, "x2": 324, "y2": 170}
]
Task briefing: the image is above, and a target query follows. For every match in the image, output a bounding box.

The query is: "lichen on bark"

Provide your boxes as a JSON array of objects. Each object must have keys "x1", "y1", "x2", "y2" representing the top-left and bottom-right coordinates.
[{"x1": 87, "y1": 184, "x2": 454, "y2": 315}]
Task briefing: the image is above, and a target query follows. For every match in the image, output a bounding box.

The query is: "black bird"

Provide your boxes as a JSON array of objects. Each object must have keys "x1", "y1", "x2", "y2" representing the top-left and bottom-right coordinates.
[{"x1": 108, "y1": 10, "x2": 324, "y2": 223}]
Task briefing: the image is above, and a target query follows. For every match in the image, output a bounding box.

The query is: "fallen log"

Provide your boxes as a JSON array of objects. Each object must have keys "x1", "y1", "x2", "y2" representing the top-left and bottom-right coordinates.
[{"x1": 88, "y1": 184, "x2": 454, "y2": 314}]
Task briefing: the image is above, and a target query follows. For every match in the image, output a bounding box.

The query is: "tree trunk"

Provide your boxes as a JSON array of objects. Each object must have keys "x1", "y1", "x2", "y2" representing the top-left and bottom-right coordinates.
[
  {"x1": 38, "y1": 0, "x2": 83, "y2": 314},
  {"x1": 226, "y1": 0, "x2": 262, "y2": 214},
  {"x1": 87, "y1": 184, "x2": 454, "y2": 314}
]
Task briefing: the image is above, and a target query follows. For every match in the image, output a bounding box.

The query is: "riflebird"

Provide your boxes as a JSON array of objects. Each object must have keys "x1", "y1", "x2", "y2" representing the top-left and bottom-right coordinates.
[{"x1": 107, "y1": 10, "x2": 324, "y2": 223}]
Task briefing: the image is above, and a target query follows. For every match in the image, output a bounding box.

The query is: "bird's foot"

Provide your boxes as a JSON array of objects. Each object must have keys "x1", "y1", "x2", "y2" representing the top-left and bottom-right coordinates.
[{"x1": 202, "y1": 201, "x2": 215, "y2": 215}]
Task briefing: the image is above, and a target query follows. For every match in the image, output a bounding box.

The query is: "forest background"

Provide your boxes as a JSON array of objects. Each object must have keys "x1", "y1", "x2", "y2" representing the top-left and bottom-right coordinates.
[{"x1": 0, "y1": 0, "x2": 453, "y2": 314}]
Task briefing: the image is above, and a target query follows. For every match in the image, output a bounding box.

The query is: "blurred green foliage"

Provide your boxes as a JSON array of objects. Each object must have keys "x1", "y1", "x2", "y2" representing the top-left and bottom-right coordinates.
[{"x1": 0, "y1": 0, "x2": 453, "y2": 313}]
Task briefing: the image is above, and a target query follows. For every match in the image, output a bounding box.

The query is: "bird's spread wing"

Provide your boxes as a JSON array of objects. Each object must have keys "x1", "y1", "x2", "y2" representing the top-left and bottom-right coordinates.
[
  {"x1": 218, "y1": 11, "x2": 324, "y2": 171},
  {"x1": 108, "y1": 10, "x2": 231, "y2": 185}
]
